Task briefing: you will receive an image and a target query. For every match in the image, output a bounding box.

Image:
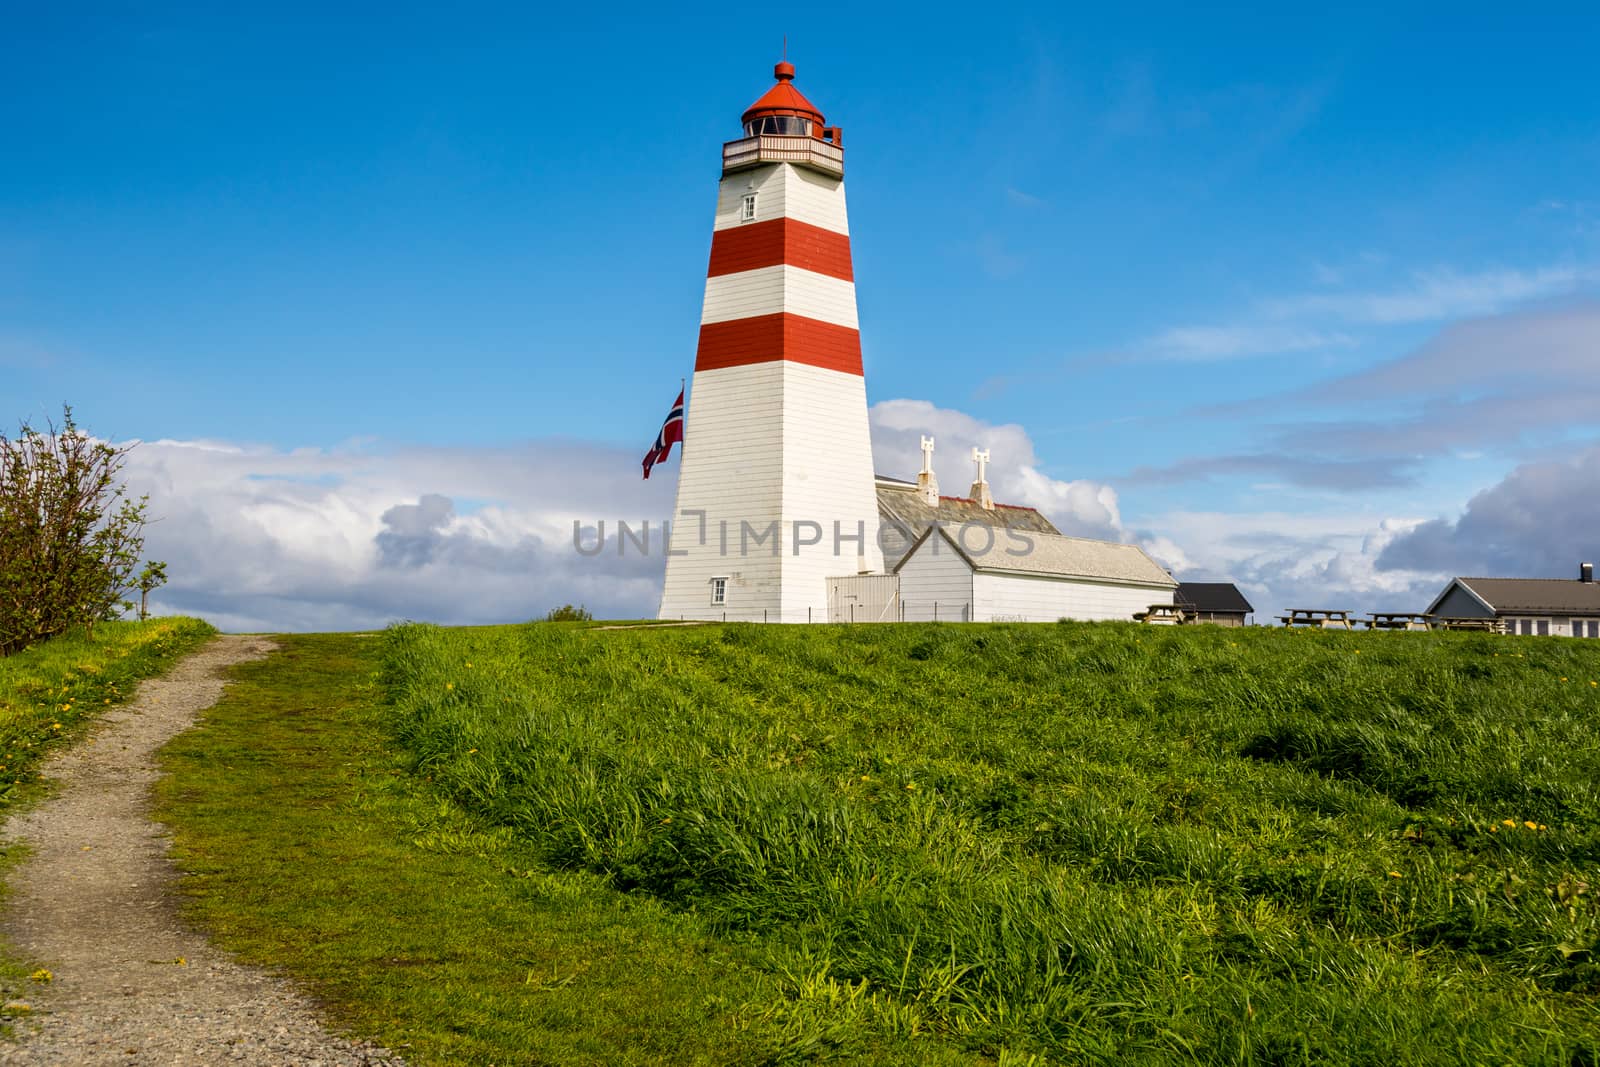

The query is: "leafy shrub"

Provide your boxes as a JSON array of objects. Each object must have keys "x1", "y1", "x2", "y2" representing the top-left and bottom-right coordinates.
[
  {"x1": 541, "y1": 604, "x2": 593, "y2": 623},
  {"x1": 0, "y1": 406, "x2": 165, "y2": 655}
]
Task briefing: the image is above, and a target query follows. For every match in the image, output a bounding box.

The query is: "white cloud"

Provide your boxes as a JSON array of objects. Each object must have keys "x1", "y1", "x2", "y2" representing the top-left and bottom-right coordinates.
[
  {"x1": 1142, "y1": 324, "x2": 1354, "y2": 361},
  {"x1": 1144, "y1": 509, "x2": 1443, "y2": 620},
  {"x1": 113, "y1": 396, "x2": 1510, "y2": 633},
  {"x1": 1141, "y1": 264, "x2": 1597, "y2": 366},
  {"x1": 1262, "y1": 265, "x2": 1598, "y2": 325},
  {"x1": 1376, "y1": 443, "x2": 1600, "y2": 579},
  {"x1": 869, "y1": 399, "x2": 1123, "y2": 539},
  {"x1": 126, "y1": 437, "x2": 675, "y2": 631}
]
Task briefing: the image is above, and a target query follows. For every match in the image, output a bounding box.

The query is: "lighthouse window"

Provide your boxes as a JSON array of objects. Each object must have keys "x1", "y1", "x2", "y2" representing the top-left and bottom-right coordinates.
[
  {"x1": 744, "y1": 115, "x2": 813, "y2": 137},
  {"x1": 741, "y1": 194, "x2": 757, "y2": 222},
  {"x1": 710, "y1": 576, "x2": 728, "y2": 605}
]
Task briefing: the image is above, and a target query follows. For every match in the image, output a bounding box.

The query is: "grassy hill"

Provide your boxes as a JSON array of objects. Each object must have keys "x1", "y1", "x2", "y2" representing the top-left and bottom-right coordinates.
[{"x1": 376, "y1": 620, "x2": 1600, "y2": 1064}]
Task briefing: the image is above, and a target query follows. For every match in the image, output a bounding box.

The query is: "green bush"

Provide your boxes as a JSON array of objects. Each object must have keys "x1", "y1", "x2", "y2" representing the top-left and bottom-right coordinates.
[
  {"x1": 540, "y1": 603, "x2": 593, "y2": 622},
  {"x1": 0, "y1": 406, "x2": 165, "y2": 655}
]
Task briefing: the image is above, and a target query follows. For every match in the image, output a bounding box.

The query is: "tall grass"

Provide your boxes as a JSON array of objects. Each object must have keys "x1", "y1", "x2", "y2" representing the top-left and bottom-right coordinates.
[
  {"x1": 381, "y1": 621, "x2": 1600, "y2": 1064},
  {"x1": 0, "y1": 617, "x2": 214, "y2": 806}
]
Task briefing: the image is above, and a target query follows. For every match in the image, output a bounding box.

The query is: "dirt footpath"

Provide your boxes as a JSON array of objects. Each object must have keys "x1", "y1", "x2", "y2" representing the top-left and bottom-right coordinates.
[{"x1": 0, "y1": 635, "x2": 404, "y2": 1066}]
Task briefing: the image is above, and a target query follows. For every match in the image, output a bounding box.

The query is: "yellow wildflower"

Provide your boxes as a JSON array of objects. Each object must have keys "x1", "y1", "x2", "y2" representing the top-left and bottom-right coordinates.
[
  {"x1": 445, "y1": 683, "x2": 454, "y2": 690},
  {"x1": 28, "y1": 970, "x2": 50, "y2": 983},
  {"x1": 1502, "y1": 819, "x2": 1516, "y2": 827},
  {"x1": 1388, "y1": 871, "x2": 1402, "y2": 878},
  {"x1": 1524, "y1": 821, "x2": 1538, "y2": 830}
]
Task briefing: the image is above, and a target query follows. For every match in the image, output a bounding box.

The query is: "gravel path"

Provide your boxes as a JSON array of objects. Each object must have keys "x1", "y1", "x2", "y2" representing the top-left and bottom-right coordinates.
[{"x1": 0, "y1": 635, "x2": 405, "y2": 1066}]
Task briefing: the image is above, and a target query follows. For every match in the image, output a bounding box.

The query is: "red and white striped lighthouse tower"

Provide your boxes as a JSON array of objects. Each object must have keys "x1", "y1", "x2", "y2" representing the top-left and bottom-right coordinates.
[{"x1": 659, "y1": 61, "x2": 883, "y2": 622}]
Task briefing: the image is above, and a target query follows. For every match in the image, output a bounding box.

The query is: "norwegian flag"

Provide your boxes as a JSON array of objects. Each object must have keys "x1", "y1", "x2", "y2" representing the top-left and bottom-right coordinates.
[{"x1": 642, "y1": 388, "x2": 685, "y2": 479}]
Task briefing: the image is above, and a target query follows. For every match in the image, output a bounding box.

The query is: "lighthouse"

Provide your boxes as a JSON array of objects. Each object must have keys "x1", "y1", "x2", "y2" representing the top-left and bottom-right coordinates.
[{"x1": 658, "y1": 61, "x2": 884, "y2": 622}]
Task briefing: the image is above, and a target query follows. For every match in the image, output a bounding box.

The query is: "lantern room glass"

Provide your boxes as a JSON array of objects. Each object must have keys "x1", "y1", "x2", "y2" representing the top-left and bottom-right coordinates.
[{"x1": 744, "y1": 115, "x2": 813, "y2": 137}]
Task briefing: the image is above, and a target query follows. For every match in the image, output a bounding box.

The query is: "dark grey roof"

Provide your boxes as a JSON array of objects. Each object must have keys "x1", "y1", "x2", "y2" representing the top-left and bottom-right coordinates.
[
  {"x1": 1444, "y1": 578, "x2": 1600, "y2": 615},
  {"x1": 1176, "y1": 582, "x2": 1253, "y2": 614}
]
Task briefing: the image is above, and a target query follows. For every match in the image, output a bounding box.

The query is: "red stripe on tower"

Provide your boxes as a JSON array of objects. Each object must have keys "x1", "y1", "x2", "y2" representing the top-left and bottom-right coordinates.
[
  {"x1": 707, "y1": 218, "x2": 854, "y2": 281},
  {"x1": 695, "y1": 313, "x2": 862, "y2": 375}
]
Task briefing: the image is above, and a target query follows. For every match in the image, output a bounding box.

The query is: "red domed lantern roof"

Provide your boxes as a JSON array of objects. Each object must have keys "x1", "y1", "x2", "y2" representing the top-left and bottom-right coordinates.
[{"x1": 741, "y1": 61, "x2": 825, "y2": 129}]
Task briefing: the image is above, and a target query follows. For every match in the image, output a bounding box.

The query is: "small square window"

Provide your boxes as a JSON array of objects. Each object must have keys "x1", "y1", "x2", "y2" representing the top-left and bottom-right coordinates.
[
  {"x1": 710, "y1": 576, "x2": 728, "y2": 605},
  {"x1": 1537, "y1": 619, "x2": 1549, "y2": 636},
  {"x1": 741, "y1": 194, "x2": 757, "y2": 222}
]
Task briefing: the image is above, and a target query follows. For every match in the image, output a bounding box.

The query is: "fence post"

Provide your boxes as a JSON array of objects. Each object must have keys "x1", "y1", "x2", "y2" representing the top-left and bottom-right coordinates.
[
  {"x1": 764, "y1": 608, "x2": 768, "y2": 623},
  {"x1": 934, "y1": 602, "x2": 938, "y2": 622},
  {"x1": 808, "y1": 606, "x2": 812, "y2": 623},
  {"x1": 851, "y1": 603, "x2": 856, "y2": 622}
]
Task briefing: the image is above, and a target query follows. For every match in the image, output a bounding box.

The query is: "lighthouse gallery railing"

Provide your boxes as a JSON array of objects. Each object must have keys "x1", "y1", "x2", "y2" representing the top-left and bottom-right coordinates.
[{"x1": 722, "y1": 135, "x2": 844, "y2": 177}]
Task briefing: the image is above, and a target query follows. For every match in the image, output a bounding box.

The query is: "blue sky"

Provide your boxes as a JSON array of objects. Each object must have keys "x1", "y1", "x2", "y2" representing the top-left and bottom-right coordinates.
[{"x1": 5, "y1": 5, "x2": 1600, "y2": 626}]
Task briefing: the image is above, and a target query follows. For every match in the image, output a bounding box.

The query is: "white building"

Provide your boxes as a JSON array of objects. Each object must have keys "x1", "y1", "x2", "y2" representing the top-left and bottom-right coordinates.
[
  {"x1": 894, "y1": 522, "x2": 1178, "y2": 623},
  {"x1": 1424, "y1": 564, "x2": 1600, "y2": 637}
]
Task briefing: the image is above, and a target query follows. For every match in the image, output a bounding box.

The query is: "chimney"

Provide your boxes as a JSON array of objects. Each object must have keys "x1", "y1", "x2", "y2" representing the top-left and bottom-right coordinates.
[
  {"x1": 969, "y1": 446, "x2": 993, "y2": 510},
  {"x1": 1582, "y1": 562, "x2": 1594, "y2": 583},
  {"x1": 916, "y1": 435, "x2": 940, "y2": 506}
]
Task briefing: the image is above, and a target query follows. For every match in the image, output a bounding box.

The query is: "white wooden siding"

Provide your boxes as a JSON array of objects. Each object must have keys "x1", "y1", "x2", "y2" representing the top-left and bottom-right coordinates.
[
  {"x1": 776, "y1": 362, "x2": 884, "y2": 617},
  {"x1": 713, "y1": 163, "x2": 849, "y2": 235},
  {"x1": 701, "y1": 265, "x2": 859, "y2": 329},
  {"x1": 658, "y1": 362, "x2": 787, "y2": 620},
  {"x1": 973, "y1": 571, "x2": 1171, "y2": 623},
  {"x1": 897, "y1": 539, "x2": 974, "y2": 621},
  {"x1": 658, "y1": 362, "x2": 882, "y2": 623}
]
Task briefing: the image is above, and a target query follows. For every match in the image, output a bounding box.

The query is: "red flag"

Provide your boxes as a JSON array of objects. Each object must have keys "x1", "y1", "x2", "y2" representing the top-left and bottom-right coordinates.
[{"x1": 642, "y1": 388, "x2": 685, "y2": 479}]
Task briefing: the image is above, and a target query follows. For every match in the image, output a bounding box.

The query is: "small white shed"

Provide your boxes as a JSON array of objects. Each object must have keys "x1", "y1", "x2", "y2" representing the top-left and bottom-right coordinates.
[{"x1": 894, "y1": 525, "x2": 1178, "y2": 623}]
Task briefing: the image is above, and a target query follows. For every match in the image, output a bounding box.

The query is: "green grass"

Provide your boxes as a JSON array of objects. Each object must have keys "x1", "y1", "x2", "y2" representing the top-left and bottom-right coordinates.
[
  {"x1": 377, "y1": 620, "x2": 1600, "y2": 1065},
  {"x1": 0, "y1": 617, "x2": 215, "y2": 808},
  {"x1": 153, "y1": 634, "x2": 985, "y2": 1066}
]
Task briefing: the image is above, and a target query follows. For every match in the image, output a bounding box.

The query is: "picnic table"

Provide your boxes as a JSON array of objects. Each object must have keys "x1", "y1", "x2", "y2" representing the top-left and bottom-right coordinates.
[
  {"x1": 1367, "y1": 612, "x2": 1432, "y2": 631},
  {"x1": 1136, "y1": 605, "x2": 1186, "y2": 626},
  {"x1": 1429, "y1": 616, "x2": 1506, "y2": 633},
  {"x1": 1277, "y1": 608, "x2": 1356, "y2": 630}
]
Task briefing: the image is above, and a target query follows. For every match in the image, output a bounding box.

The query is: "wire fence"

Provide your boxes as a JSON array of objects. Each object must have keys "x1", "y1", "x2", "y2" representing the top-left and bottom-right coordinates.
[{"x1": 671, "y1": 601, "x2": 980, "y2": 624}]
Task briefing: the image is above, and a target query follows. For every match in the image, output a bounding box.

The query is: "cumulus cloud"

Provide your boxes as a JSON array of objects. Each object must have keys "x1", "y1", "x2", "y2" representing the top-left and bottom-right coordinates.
[
  {"x1": 1376, "y1": 444, "x2": 1600, "y2": 578},
  {"x1": 869, "y1": 399, "x2": 1123, "y2": 539},
  {"x1": 126, "y1": 437, "x2": 675, "y2": 632},
  {"x1": 109, "y1": 394, "x2": 1499, "y2": 632},
  {"x1": 1145, "y1": 509, "x2": 1445, "y2": 620}
]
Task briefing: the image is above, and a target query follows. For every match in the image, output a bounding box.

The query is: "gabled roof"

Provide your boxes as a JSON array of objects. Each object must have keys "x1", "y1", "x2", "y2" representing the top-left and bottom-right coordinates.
[
  {"x1": 896, "y1": 525, "x2": 1178, "y2": 588},
  {"x1": 1430, "y1": 577, "x2": 1600, "y2": 615},
  {"x1": 1176, "y1": 582, "x2": 1254, "y2": 614},
  {"x1": 875, "y1": 481, "x2": 1060, "y2": 539}
]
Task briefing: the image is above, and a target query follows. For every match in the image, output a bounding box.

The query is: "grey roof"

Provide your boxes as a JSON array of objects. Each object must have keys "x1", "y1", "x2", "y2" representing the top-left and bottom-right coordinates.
[
  {"x1": 876, "y1": 482, "x2": 1060, "y2": 540},
  {"x1": 897, "y1": 525, "x2": 1178, "y2": 588},
  {"x1": 1177, "y1": 582, "x2": 1254, "y2": 614},
  {"x1": 1437, "y1": 578, "x2": 1600, "y2": 615}
]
